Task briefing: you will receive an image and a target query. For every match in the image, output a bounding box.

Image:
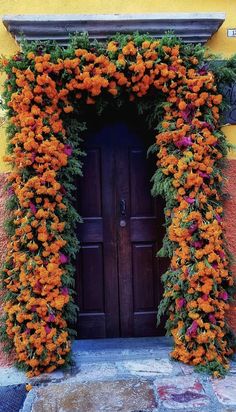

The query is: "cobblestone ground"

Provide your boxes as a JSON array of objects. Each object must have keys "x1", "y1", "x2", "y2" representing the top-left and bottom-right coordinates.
[{"x1": 0, "y1": 337, "x2": 236, "y2": 412}]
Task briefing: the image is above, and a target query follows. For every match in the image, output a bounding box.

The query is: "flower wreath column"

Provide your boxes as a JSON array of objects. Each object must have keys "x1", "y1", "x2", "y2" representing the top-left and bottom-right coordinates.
[
  {"x1": 1, "y1": 52, "x2": 75, "y2": 376},
  {"x1": 153, "y1": 48, "x2": 234, "y2": 376}
]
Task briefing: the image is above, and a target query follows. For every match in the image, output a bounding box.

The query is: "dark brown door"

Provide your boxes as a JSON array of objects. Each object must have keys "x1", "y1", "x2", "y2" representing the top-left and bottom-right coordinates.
[{"x1": 76, "y1": 121, "x2": 167, "y2": 338}]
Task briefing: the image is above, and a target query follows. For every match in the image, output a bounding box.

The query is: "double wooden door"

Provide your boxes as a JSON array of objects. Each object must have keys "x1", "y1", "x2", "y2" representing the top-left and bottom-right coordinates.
[{"x1": 76, "y1": 121, "x2": 167, "y2": 338}]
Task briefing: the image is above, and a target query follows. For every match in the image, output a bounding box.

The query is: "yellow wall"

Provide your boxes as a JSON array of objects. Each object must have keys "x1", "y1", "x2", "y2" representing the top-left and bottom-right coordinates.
[{"x1": 0, "y1": 0, "x2": 236, "y2": 171}]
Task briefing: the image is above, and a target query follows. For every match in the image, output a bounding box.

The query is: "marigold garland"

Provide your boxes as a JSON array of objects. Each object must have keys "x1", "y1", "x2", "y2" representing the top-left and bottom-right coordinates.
[{"x1": 0, "y1": 33, "x2": 235, "y2": 377}]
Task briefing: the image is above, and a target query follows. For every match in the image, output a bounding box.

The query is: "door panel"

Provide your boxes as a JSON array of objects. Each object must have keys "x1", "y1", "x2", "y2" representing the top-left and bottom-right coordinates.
[
  {"x1": 132, "y1": 243, "x2": 156, "y2": 312},
  {"x1": 130, "y1": 148, "x2": 155, "y2": 216},
  {"x1": 76, "y1": 120, "x2": 167, "y2": 338},
  {"x1": 80, "y1": 244, "x2": 104, "y2": 313},
  {"x1": 76, "y1": 127, "x2": 120, "y2": 338}
]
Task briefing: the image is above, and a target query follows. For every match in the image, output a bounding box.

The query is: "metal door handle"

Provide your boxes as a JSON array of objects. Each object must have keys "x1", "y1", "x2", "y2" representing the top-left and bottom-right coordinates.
[{"x1": 120, "y1": 199, "x2": 126, "y2": 216}]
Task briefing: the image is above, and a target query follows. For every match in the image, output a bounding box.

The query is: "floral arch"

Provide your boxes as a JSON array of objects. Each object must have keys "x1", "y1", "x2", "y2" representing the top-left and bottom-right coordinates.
[{"x1": 0, "y1": 33, "x2": 235, "y2": 377}]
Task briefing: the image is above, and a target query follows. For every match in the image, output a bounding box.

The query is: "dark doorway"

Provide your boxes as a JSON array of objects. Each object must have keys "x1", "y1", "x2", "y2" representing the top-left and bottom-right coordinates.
[{"x1": 76, "y1": 113, "x2": 168, "y2": 338}]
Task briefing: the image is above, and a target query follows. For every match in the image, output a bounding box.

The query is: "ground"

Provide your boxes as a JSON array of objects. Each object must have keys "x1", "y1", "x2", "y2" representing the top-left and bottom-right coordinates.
[{"x1": 0, "y1": 337, "x2": 236, "y2": 412}]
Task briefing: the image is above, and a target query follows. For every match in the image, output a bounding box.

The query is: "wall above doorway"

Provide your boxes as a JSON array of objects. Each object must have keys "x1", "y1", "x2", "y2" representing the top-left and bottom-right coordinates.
[{"x1": 3, "y1": 13, "x2": 225, "y2": 46}]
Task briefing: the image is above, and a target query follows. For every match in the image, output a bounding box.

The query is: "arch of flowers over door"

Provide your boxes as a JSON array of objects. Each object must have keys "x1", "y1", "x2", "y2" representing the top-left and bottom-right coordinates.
[{"x1": 0, "y1": 33, "x2": 235, "y2": 377}]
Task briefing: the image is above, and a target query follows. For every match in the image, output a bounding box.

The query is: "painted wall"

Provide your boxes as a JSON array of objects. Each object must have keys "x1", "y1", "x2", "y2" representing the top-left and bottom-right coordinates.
[{"x1": 0, "y1": 0, "x2": 236, "y2": 171}]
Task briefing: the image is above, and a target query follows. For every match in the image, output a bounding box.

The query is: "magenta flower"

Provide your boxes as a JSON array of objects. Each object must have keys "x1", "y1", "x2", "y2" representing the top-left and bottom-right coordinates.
[
  {"x1": 176, "y1": 298, "x2": 186, "y2": 309},
  {"x1": 25, "y1": 328, "x2": 31, "y2": 335},
  {"x1": 60, "y1": 253, "x2": 68, "y2": 264},
  {"x1": 191, "y1": 240, "x2": 204, "y2": 249},
  {"x1": 48, "y1": 313, "x2": 55, "y2": 322},
  {"x1": 31, "y1": 305, "x2": 37, "y2": 312},
  {"x1": 35, "y1": 281, "x2": 42, "y2": 291},
  {"x1": 61, "y1": 287, "x2": 69, "y2": 296},
  {"x1": 64, "y1": 145, "x2": 73, "y2": 156},
  {"x1": 198, "y1": 171, "x2": 210, "y2": 179},
  {"x1": 8, "y1": 187, "x2": 14, "y2": 196},
  {"x1": 175, "y1": 136, "x2": 192, "y2": 148},
  {"x1": 217, "y1": 250, "x2": 225, "y2": 259},
  {"x1": 188, "y1": 222, "x2": 198, "y2": 234},
  {"x1": 215, "y1": 214, "x2": 222, "y2": 223},
  {"x1": 181, "y1": 104, "x2": 195, "y2": 123},
  {"x1": 202, "y1": 294, "x2": 209, "y2": 301},
  {"x1": 187, "y1": 320, "x2": 198, "y2": 337},
  {"x1": 184, "y1": 197, "x2": 195, "y2": 204},
  {"x1": 198, "y1": 64, "x2": 208, "y2": 75},
  {"x1": 209, "y1": 314, "x2": 216, "y2": 324},
  {"x1": 45, "y1": 325, "x2": 51, "y2": 334},
  {"x1": 219, "y1": 291, "x2": 228, "y2": 301},
  {"x1": 29, "y1": 201, "x2": 37, "y2": 214},
  {"x1": 211, "y1": 262, "x2": 218, "y2": 269},
  {"x1": 31, "y1": 152, "x2": 36, "y2": 163}
]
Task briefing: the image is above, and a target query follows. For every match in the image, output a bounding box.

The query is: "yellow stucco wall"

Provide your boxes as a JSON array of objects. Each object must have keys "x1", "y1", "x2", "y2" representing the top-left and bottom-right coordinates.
[{"x1": 0, "y1": 0, "x2": 236, "y2": 171}]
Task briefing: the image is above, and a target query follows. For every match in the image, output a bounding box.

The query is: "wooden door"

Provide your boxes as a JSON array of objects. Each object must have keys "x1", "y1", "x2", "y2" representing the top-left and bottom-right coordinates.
[{"x1": 76, "y1": 120, "x2": 168, "y2": 338}]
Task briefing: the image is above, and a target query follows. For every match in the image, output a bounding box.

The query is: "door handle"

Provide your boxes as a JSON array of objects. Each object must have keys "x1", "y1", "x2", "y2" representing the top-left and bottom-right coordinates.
[{"x1": 120, "y1": 199, "x2": 126, "y2": 216}]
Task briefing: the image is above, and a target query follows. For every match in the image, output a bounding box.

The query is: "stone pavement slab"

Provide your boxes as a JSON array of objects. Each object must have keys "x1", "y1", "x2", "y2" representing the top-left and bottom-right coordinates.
[
  {"x1": 122, "y1": 359, "x2": 173, "y2": 377},
  {"x1": 30, "y1": 379, "x2": 158, "y2": 412},
  {"x1": 155, "y1": 377, "x2": 210, "y2": 409},
  {"x1": 212, "y1": 376, "x2": 236, "y2": 407},
  {"x1": 0, "y1": 338, "x2": 236, "y2": 412}
]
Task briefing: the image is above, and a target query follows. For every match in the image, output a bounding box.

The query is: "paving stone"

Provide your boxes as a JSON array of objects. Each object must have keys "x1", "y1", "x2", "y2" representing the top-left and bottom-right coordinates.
[
  {"x1": 31, "y1": 379, "x2": 157, "y2": 412},
  {"x1": 229, "y1": 362, "x2": 236, "y2": 375},
  {"x1": 180, "y1": 364, "x2": 195, "y2": 375},
  {"x1": 0, "y1": 367, "x2": 27, "y2": 386},
  {"x1": 212, "y1": 376, "x2": 236, "y2": 406},
  {"x1": 155, "y1": 377, "x2": 210, "y2": 409},
  {"x1": 78, "y1": 362, "x2": 118, "y2": 380},
  {"x1": 123, "y1": 359, "x2": 173, "y2": 376}
]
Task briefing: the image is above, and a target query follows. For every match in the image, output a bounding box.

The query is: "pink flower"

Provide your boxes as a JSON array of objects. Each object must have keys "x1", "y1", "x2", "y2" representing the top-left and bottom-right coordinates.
[
  {"x1": 35, "y1": 281, "x2": 42, "y2": 291},
  {"x1": 48, "y1": 313, "x2": 55, "y2": 322},
  {"x1": 181, "y1": 104, "x2": 195, "y2": 123},
  {"x1": 209, "y1": 314, "x2": 216, "y2": 324},
  {"x1": 64, "y1": 145, "x2": 73, "y2": 156},
  {"x1": 61, "y1": 287, "x2": 69, "y2": 296},
  {"x1": 45, "y1": 325, "x2": 51, "y2": 334},
  {"x1": 175, "y1": 136, "x2": 192, "y2": 148},
  {"x1": 60, "y1": 253, "x2": 68, "y2": 264},
  {"x1": 201, "y1": 121, "x2": 211, "y2": 129},
  {"x1": 184, "y1": 197, "x2": 195, "y2": 204},
  {"x1": 188, "y1": 222, "x2": 198, "y2": 234},
  {"x1": 8, "y1": 187, "x2": 14, "y2": 196},
  {"x1": 191, "y1": 240, "x2": 204, "y2": 249},
  {"x1": 187, "y1": 320, "x2": 198, "y2": 337},
  {"x1": 198, "y1": 64, "x2": 208, "y2": 75},
  {"x1": 31, "y1": 305, "x2": 37, "y2": 312},
  {"x1": 176, "y1": 298, "x2": 186, "y2": 309},
  {"x1": 198, "y1": 171, "x2": 210, "y2": 179},
  {"x1": 25, "y1": 328, "x2": 31, "y2": 335},
  {"x1": 219, "y1": 291, "x2": 228, "y2": 301},
  {"x1": 215, "y1": 214, "x2": 222, "y2": 223},
  {"x1": 29, "y1": 201, "x2": 37, "y2": 214},
  {"x1": 217, "y1": 250, "x2": 225, "y2": 259},
  {"x1": 202, "y1": 294, "x2": 209, "y2": 301}
]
